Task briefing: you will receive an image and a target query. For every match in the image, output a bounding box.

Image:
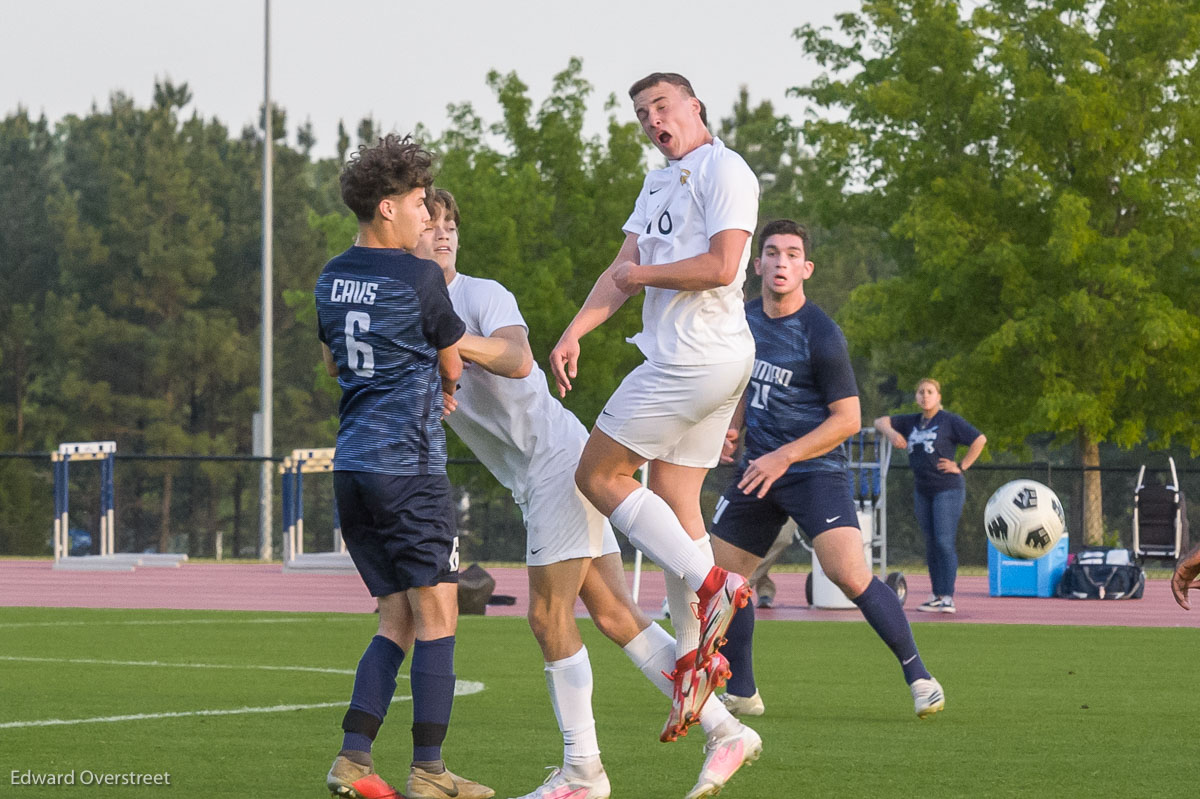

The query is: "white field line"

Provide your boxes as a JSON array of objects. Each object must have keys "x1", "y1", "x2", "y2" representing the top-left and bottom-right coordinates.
[
  {"x1": 0, "y1": 618, "x2": 323, "y2": 629},
  {"x1": 0, "y1": 655, "x2": 359, "y2": 676},
  {"x1": 0, "y1": 654, "x2": 486, "y2": 730}
]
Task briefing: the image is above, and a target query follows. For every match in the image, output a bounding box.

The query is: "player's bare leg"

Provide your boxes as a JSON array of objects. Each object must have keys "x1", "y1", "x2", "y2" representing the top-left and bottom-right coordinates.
[{"x1": 517, "y1": 559, "x2": 610, "y2": 799}]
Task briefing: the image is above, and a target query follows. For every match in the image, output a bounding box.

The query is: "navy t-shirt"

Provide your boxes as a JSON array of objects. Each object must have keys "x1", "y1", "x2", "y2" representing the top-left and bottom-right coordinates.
[
  {"x1": 315, "y1": 246, "x2": 465, "y2": 475},
  {"x1": 890, "y1": 410, "x2": 983, "y2": 495},
  {"x1": 741, "y1": 298, "x2": 859, "y2": 475}
]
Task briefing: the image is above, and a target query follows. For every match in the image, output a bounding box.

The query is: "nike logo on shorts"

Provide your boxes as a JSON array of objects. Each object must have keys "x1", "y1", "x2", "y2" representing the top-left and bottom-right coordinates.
[
  {"x1": 649, "y1": 187, "x2": 663, "y2": 194},
  {"x1": 825, "y1": 516, "x2": 840, "y2": 524},
  {"x1": 530, "y1": 547, "x2": 546, "y2": 556}
]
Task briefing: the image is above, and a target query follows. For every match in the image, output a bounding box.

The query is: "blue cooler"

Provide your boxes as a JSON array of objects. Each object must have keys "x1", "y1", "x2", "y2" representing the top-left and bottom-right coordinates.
[{"x1": 988, "y1": 535, "x2": 1069, "y2": 597}]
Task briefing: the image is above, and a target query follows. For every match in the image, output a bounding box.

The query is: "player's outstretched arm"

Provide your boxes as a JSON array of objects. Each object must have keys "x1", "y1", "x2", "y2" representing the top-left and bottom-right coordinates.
[
  {"x1": 1171, "y1": 543, "x2": 1200, "y2": 610},
  {"x1": 549, "y1": 233, "x2": 640, "y2": 397},
  {"x1": 456, "y1": 326, "x2": 533, "y2": 379},
  {"x1": 873, "y1": 415, "x2": 907, "y2": 449},
  {"x1": 615, "y1": 228, "x2": 750, "y2": 294},
  {"x1": 739, "y1": 396, "x2": 862, "y2": 498}
]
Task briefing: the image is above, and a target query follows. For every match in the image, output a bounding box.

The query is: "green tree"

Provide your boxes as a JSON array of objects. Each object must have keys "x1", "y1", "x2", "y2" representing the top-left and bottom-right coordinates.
[{"x1": 797, "y1": 0, "x2": 1200, "y2": 543}]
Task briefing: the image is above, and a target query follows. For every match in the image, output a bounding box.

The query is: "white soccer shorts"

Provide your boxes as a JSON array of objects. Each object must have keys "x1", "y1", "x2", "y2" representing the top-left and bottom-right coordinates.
[
  {"x1": 520, "y1": 468, "x2": 621, "y2": 567},
  {"x1": 595, "y1": 357, "x2": 753, "y2": 469}
]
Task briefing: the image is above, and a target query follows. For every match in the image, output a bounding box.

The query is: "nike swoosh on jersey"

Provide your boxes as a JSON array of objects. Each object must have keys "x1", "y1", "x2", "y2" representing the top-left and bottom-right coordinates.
[{"x1": 649, "y1": 187, "x2": 663, "y2": 194}]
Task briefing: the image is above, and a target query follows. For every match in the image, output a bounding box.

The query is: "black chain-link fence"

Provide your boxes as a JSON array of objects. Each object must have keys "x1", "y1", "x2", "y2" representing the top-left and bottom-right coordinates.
[{"x1": 2, "y1": 452, "x2": 1196, "y2": 568}]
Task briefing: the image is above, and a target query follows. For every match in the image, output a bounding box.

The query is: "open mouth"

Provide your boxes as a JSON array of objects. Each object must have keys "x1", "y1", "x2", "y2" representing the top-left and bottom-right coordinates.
[{"x1": 657, "y1": 131, "x2": 672, "y2": 148}]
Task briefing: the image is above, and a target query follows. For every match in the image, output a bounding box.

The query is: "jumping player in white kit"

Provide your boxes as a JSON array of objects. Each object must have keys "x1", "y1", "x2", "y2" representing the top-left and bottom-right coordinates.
[
  {"x1": 415, "y1": 190, "x2": 754, "y2": 799},
  {"x1": 549, "y1": 73, "x2": 762, "y2": 797}
]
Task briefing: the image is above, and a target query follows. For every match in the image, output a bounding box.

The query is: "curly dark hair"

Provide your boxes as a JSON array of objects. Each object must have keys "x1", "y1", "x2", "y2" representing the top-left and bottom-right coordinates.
[
  {"x1": 340, "y1": 134, "x2": 435, "y2": 222},
  {"x1": 757, "y1": 219, "x2": 811, "y2": 257}
]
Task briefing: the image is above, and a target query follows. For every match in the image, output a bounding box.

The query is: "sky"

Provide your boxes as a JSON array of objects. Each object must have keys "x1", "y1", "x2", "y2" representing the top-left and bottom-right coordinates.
[{"x1": 2, "y1": 0, "x2": 860, "y2": 159}]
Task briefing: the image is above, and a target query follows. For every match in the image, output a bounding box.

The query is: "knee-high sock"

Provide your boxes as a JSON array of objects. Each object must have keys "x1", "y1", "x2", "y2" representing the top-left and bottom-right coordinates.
[
  {"x1": 722, "y1": 602, "x2": 756, "y2": 698},
  {"x1": 342, "y1": 635, "x2": 406, "y2": 754},
  {"x1": 852, "y1": 577, "x2": 932, "y2": 684},
  {"x1": 663, "y1": 535, "x2": 713, "y2": 658},
  {"x1": 410, "y1": 636, "x2": 456, "y2": 764},
  {"x1": 544, "y1": 646, "x2": 601, "y2": 768},
  {"x1": 622, "y1": 622, "x2": 736, "y2": 737},
  {"x1": 609, "y1": 487, "x2": 712, "y2": 591}
]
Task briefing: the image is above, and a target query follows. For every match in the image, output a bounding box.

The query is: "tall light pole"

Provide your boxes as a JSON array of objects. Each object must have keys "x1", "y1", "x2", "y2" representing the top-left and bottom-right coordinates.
[{"x1": 257, "y1": 0, "x2": 274, "y2": 560}]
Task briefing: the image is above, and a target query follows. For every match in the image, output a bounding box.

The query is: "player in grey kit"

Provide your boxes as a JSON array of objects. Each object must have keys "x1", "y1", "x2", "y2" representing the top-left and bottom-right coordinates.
[{"x1": 711, "y1": 220, "x2": 945, "y2": 720}]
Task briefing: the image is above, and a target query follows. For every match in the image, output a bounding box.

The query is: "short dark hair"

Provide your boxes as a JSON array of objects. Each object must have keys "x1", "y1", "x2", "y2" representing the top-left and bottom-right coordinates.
[
  {"x1": 424, "y1": 187, "x2": 461, "y2": 227},
  {"x1": 628, "y1": 72, "x2": 708, "y2": 128},
  {"x1": 340, "y1": 134, "x2": 434, "y2": 222},
  {"x1": 757, "y1": 219, "x2": 811, "y2": 257}
]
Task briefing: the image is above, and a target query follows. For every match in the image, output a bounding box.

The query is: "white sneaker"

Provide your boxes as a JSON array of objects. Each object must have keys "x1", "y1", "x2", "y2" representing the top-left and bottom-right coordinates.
[
  {"x1": 508, "y1": 767, "x2": 610, "y2": 799},
  {"x1": 684, "y1": 722, "x2": 762, "y2": 799},
  {"x1": 910, "y1": 677, "x2": 945, "y2": 719},
  {"x1": 916, "y1": 595, "x2": 957, "y2": 613},
  {"x1": 719, "y1": 690, "x2": 765, "y2": 717}
]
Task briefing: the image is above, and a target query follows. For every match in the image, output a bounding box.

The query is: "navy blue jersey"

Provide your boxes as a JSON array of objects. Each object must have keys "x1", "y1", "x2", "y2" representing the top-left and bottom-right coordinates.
[
  {"x1": 740, "y1": 298, "x2": 858, "y2": 475},
  {"x1": 890, "y1": 410, "x2": 983, "y2": 495},
  {"x1": 315, "y1": 246, "x2": 465, "y2": 475}
]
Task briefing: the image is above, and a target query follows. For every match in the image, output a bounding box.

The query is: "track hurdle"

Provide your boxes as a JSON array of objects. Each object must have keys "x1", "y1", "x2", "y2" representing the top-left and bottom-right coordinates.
[
  {"x1": 53, "y1": 441, "x2": 116, "y2": 561},
  {"x1": 281, "y1": 448, "x2": 354, "y2": 573}
]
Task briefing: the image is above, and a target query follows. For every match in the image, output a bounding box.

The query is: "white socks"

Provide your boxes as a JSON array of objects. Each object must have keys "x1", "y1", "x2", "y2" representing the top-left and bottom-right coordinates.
[
  {"x1": 609, "y1": 487, "x2": 713, "y2": 590},
  {"x1": 621, "y1": 622, "x2": 736, "y2": 736},
  {"x1": 664, "y1": 535, "x2": 713, "y2": 659},
  {"x1": 544, "y1": 646, "x2": 601, "y2": 769}
]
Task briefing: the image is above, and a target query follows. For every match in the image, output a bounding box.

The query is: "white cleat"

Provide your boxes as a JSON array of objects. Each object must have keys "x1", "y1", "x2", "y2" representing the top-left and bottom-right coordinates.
[
  {"x1": 718, "y1": 690, "x2": 765, "y2": 717},
  {"x1": 508, "y1": 767, "x2": 611, "y2": 799},
  {"x1": 684, "y1": 723, "x2": 762, "y2": 799},
  {"x1": 911, "y1": 677, "x2": 945, "y2": 719}
]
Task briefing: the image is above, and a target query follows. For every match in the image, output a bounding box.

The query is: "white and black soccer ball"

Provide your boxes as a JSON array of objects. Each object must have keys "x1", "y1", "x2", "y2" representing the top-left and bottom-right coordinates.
[{"x1": 984, "y1": 479, "x2": 1066, "y2": 560}]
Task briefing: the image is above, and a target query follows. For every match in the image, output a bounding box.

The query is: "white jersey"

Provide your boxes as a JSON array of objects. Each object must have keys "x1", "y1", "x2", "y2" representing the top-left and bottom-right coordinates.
[
  {"x1": 622, "y1": 136, "x2": 759, "y2": 366},
  {"x1": 445, "y1": 273, "x2": 590, "y2": 505}
]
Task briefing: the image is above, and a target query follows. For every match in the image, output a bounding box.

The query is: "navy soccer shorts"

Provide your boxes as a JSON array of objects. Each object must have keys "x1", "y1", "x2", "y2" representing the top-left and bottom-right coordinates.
[
  {"x1": 334, "y1": 471, "x2": 459, "y2": 596},
  {"x1": 711, "y1": 469, "x2": 860, "y2": 557}
]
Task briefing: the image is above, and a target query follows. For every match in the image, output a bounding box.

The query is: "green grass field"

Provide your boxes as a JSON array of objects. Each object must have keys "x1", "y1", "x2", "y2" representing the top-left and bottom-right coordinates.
[{"x1": 1, "y1": 607, "x2": 1195, "y2": 798}]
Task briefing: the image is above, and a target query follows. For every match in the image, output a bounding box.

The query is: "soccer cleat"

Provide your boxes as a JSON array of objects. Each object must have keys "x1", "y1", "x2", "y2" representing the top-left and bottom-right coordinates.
[
  {"x1": 684, "y1": 722, "x2": 763, "y2": 799},
  {"x1": 661, "y1": 650, "x2": 732, "y2": 743},
  {"x1": 718, "y1": 690, "x2": 765, "y2": 717},
  {"x1": 508, "y1": 766, "x2": 611, "y2": 799},
  {"x1": 406, "y1": 764, "x2": 495, "y2": 799},
  {"x1": 911, "y1": 676, "x2": 945, "y2": 719},
  {"x1": 327, "y1": 755, "x2": 404, "y2": 799},
  {"x1": 694, "y1": 568, "x2": 752, "y2": 670}
]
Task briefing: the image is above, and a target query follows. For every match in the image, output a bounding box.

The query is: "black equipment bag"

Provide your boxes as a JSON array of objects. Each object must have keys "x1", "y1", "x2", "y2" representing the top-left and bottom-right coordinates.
[{"x1": 1056, "y1": 548, "x2": 1145, "y2": 600}]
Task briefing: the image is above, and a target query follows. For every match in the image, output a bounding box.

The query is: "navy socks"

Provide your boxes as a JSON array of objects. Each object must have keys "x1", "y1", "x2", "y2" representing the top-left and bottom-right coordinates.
[
  {"x1": 410, "y1": 636, "x2": 456, "y2": 764},
  {"x1": 342, "y1": 635, "x2": 406, "y2": 753},
  {"x1": 853, "y1": 577, "x2": 931, "y2": 683},
  {"x1": 722, "y1": 602, "x2": 757, "y2": 697}
]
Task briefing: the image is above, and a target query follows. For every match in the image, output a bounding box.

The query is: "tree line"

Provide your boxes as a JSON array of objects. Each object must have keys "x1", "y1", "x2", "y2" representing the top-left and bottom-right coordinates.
[{"x1": 2, "y1": 0, "x2": 1198, "y2": 557}]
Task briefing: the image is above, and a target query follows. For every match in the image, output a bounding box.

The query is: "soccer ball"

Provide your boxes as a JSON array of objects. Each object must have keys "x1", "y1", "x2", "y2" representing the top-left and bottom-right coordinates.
[{"x1": 984, "y1": 479, "x2": 1066, "y2": 560}]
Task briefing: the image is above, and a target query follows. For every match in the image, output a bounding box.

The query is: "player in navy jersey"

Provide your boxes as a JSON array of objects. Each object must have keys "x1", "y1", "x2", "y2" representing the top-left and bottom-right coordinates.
[
  {"x1": 875, "y1": 378, "x2": 986, "y2": 614},
  {"x1": 316, "y1": 135, "x2": 493, "y2": 799},
  {"x1": 711, "y1": 220, "x2": 945, "y2": 721}
]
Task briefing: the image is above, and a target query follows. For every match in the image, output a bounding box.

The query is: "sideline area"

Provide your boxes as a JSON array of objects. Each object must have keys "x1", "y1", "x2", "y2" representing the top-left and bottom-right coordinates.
[{"x1": 1, "y1": 558, "x2": 1194, "y2": 627}]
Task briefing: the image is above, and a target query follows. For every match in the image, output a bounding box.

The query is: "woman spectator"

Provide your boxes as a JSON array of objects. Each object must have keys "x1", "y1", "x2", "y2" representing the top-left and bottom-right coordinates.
[{"x1": 875, "y1": 378, "x2": 986, "y2": 613}]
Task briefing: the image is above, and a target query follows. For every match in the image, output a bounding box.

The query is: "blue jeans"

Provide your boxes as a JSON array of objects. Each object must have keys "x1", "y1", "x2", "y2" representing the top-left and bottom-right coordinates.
[{"x1": 913, "y1": 486, "x2": 966, "y2": 597}]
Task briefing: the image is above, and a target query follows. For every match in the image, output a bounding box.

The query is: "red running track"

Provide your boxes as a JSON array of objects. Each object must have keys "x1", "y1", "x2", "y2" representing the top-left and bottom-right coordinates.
[{"x1": 0, "y1": 559, "x2": 1196, "y2": 628}]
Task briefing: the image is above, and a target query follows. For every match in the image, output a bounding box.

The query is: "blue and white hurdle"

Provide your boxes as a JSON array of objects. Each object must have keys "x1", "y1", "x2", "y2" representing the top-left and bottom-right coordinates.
[
  {"x1": 281, "y1": 448, "x2": 353, "y2": 573},
  {"x1": 52, "y1": 440, "x2": 188, "y2": 571},
  {"x1": 53, "y1": 441, "x2": 116, "y2": 561}
]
